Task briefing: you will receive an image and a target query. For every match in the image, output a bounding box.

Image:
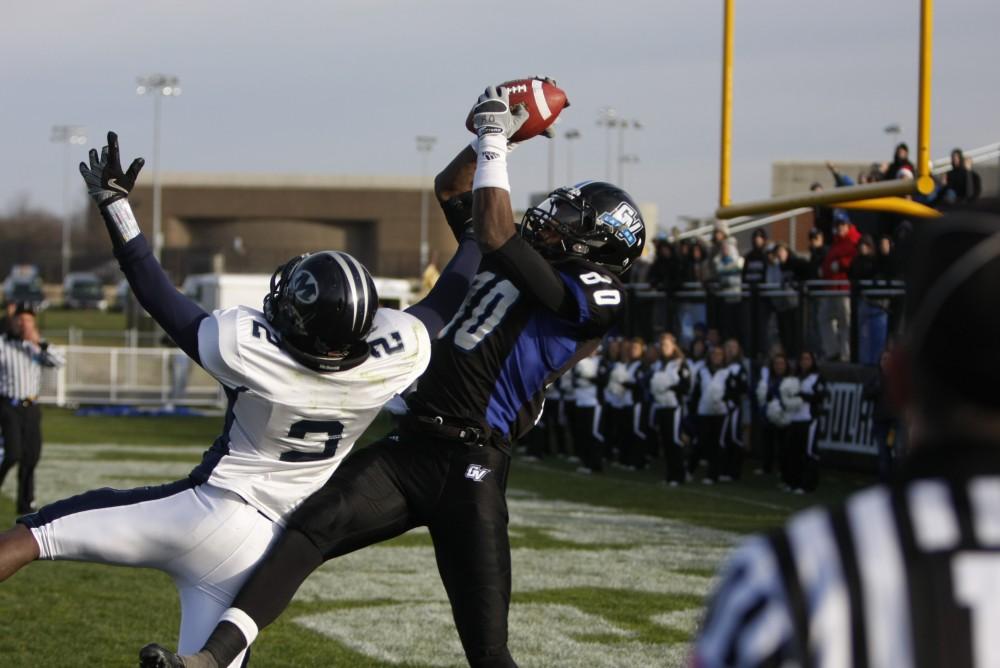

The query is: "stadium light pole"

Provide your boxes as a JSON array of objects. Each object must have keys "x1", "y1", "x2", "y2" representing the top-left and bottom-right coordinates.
[
  {"x1": 597, "y1": 108, "x2": 618, "y2": 181},
  {"x1": 619, "y1": 154, "x2": 640, "y2": 188},
  {"x1": 617, "y1": 119, "x2": 642, "y2": 185},
  {"x1": 136, "y1": 74, "x2": 181, "y2": 262},
  {"x1": 416, "y1": 135, "x2": 437, "y2": 273},
  {"x1": 51, "y1": 125, "x2": 87, "y2": 280},
  {"x1": 564, "y1": 129, "x2": 581, "y2": 185}
]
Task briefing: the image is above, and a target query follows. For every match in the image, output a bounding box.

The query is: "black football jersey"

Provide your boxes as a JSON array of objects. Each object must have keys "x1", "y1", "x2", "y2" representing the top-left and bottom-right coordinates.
[{"x1": 409, "y1": 198, "x2": 624, "y2": 444}]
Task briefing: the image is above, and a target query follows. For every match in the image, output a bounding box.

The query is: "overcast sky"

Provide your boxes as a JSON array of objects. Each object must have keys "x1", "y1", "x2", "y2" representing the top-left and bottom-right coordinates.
[{"x1": 3, "y1": 0, "x2": 998, "y2": 231}]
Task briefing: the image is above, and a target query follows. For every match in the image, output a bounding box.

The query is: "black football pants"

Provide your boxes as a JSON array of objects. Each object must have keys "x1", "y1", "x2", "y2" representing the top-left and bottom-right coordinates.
[
  {"x1": 231, "y1": 432, "x2": 516, "y2": 668},
  {"x1": 0, "y1": 401, "x2": 42, "y2": 514}
]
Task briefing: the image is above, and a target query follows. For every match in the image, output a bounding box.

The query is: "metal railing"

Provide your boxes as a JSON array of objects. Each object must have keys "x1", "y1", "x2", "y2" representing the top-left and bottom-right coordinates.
[
  {"x1": 37, "y1": 345, "x2": 224, "y2": 407},
  {"x1": 623, "y1": 278, "x2": 906, "y2": 364}
]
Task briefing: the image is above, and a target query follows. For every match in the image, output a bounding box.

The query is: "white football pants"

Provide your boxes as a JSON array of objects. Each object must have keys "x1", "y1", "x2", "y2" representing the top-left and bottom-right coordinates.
[{"x1": 25, "y1": 480, "x2": 280, "y2": 667}]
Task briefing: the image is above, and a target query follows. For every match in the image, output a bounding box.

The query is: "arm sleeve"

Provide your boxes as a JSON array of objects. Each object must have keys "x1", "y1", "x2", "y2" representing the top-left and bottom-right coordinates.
[
  {"x1": 114, "y1": 234, "x2": 208, "y2": 364},
  {"x1": 405, "y1": 237, "x2": 481, "y2": 338},
  {"x1": 37, "y1": 345, "x2": 65, "y2": 368},
  {"x1": 487, "y1": 235, "x2": 577, "y2": 317},
  {"x1": 439, "y1": 192, "x2": 474, "y2": 243},
  {"x1": 693, "y1": 536, "x2": 796, "y2": 668}
]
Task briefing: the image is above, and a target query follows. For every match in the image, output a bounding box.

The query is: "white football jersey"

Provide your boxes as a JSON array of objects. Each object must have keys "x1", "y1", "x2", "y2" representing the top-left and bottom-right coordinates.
[{"x1": 192, "y1": 305, "x2": 430, "y2": 524}]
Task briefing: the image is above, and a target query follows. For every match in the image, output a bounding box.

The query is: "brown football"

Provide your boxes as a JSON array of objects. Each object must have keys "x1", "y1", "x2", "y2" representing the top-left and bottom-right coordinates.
[{"x1": 465, "y1": 78, "x2": 569, "y2": 142}]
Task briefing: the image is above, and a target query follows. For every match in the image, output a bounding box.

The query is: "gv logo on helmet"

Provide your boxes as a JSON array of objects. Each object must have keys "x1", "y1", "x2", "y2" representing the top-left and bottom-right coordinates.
[
  {"x1": 598, "y1": 203, "x2": 642, "y2": 247},
  {"x1": 291, "y1": 270, "x2": 320, "y2": 304}
]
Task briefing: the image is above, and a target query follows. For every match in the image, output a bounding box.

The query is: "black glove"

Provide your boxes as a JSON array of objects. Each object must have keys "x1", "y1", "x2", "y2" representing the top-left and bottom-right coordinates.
[
  {"x1": 79, "y1": 131, "x2": 145, "y2": 208},
  {"x1": 78, "y1": 132, "x2": 145, "y2": 248}
]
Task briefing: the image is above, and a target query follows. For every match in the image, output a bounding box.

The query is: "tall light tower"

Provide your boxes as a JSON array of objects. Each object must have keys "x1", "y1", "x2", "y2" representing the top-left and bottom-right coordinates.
[
  {"x1": 136, "y1": 74, "x2": 181, "y2": 261},
  {"x1": 50, "y1": 125, "x2": 87, "y2": 279},
  {"x1": 564, "y1": 129, "x2": 581, "y2": 185},
  {"x1": 596, "y1": 108, "x2": 618, "y2": 181},
  {"x1": 416, "y1": 135, "x2": 437, "y2": 273},
  {"x1": 616, "y1": 118, "x2": 642, "y2": 185}
]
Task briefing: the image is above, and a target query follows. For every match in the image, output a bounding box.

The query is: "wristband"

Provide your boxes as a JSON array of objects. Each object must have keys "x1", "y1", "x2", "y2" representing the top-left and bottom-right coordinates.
[
  {"x1": 472, "y1": 134, "x2": 510, "y2": 192},
  {"x1": 101, "y1": 199, "x2": 141, "y2": 247}
]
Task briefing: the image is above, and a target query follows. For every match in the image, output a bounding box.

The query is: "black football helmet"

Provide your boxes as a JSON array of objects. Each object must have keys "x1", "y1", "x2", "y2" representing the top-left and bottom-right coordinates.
[
  {"x1": 520, "y1": 181, "x2": 646, "y2": 274},
  {"x1": 263, "y1": 250, "x2": 378, "y2": 372}
]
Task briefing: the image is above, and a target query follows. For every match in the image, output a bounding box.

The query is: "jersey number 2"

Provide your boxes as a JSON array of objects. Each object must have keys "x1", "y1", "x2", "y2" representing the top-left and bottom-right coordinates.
[{"x1": 279, "y1": 419, "x2": 344, "y2": 462}]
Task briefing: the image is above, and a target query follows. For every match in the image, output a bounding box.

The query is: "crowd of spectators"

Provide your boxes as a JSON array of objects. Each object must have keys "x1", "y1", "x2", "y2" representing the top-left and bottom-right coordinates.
[
  {"x1": 521, "y1": 330, "x2": 830, "y2": 494},
  {"x1": 632, "y1": 144, "x2": 984, "y2": 366}
]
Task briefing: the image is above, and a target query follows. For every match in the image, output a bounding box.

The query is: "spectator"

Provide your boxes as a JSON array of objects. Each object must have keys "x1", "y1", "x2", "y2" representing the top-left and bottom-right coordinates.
[
  {"x1": 819, "y1": 213, "x2": 860, "y2": 361},
  {"x1": 754, "y1": 352, "x2": 792, "y2": 477},
  {"x1": 886, "y1": 141, "x2": 915, "y2": 180},
  {"x1": 849, "y1": 234, "x2": 889, "y2": 365},
  {"x1": 741, "y1": 229, "x2": 768, "y2": 286},
  {"x1": 810, "y1": 181, "x2": 834, "y2": 241},
  {"x1": 649, "y1": 333, "x2": 691, "y2": 486},
  {"x1": 742, "y1": 229, "x2": 770, "y2": 354},
  {"x1": 771, "y1": 243, "x2": 805, "y2": 358},
  {"x1": 677, "y1": 241, "x2": 710, "y2": 346},
  {"x1": 804, "y1": 228, "x2": 828, "y2": 358},
  {"x1": 712, "y1": 240, "x2": 744, "y2": 340},
  {"x1": 863, "y1": 349, "x2": 897, "y2": 482},
  {"x1": 647, "y1": 239, "x2": 679, "y2": 290},
  {"x1": 646, "y1": 239, "x2": 679, "y2": 333},
  {"x1": 940, "y1": 149, "x2": 982, "y2": 205},
  {"x1": 709, "y1": 221, "x2": 729, "y2": 260},
  {"x1": 0, "y1": 305, "x2": 65, "y2": 515}
]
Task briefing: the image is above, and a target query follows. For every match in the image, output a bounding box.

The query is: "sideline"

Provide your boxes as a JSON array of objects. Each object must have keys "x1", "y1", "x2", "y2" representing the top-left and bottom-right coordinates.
[{"x1": 517, "y1": 460, "x2": 790, "y2": 513}]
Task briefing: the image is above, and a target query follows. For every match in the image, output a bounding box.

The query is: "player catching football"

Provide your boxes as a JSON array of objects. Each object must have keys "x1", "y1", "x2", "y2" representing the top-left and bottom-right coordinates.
[
  {"x1": 0, "y1": 132, "x2": 482, "y2": 667},
  {"x1": 141, "y1": 83, "x2": 646, "y2": 667}
]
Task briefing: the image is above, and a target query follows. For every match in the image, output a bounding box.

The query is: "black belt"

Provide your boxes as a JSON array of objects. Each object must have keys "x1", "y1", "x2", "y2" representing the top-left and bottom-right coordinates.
[
  {"x1": 1, "y1": 396, "x2": 35, "y2": 407},
  {"x1": 403, "y1": 414, "x2": 488, "y2": 447}
]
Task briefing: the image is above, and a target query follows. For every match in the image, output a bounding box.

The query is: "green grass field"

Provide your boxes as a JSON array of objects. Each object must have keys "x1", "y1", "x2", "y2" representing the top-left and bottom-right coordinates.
[{"x1": 0, "y1": 409, "x2": 871, "y2": 667}]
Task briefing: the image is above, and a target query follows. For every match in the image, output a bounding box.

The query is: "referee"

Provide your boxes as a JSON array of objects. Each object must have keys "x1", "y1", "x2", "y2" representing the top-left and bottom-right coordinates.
[
  {"x1": 694, "y1": 202, "x2": 1000, "y2": 668},
  {"x1": 0, "y1": 305, "x2": 64, "y2": 515}
]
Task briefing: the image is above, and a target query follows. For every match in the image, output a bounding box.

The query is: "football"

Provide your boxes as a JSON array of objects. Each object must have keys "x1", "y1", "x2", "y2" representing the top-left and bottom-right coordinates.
[{"x1": 465, "y1": 77, "x2": 569, "y2": 142}]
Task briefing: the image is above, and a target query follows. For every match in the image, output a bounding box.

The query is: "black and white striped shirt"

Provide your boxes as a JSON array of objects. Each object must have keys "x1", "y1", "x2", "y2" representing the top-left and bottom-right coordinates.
[
  {"x1": 0, "y1": 334, "x2": 64, "y2": 400},
  {"x1": 695, "y1": 440, "x2": 1000, "y2": 668}
]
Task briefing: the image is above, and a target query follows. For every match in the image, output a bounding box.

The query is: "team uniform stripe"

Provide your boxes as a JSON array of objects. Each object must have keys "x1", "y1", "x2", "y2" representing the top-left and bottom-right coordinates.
[
  {"x1": 329, "y1": 252, "x2": 360, "y2": 333},
  {"x1": 341, "y1": 252, "x2": 372, "y2": 334},
  {"x1": 828, "y1": 505, "x2": 869, "y2": 668},
  {"x1": 846, "y1": 487, "x2": 915, "y2": 668},
  {"x1": 968, "y1": 477, "x2": 1000, "y2": 546},
  {"x1": 531, "y1": 79, "x2": 552, "y2": 120},
  {"x1": 908, "y1": 479, "x2": 960, "y2": 551},
  {"x1": 787, "y1": 508, "x2": 851, "y2": 668}
]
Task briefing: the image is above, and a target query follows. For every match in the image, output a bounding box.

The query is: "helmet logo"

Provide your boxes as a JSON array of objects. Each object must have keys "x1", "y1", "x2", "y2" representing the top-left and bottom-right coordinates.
[
  {"x1": 598, "y1": 202, "x2": 642, "y2": 247},
  {"x1": 291, "y1": 270, "x2": 320, "y2": 304}
]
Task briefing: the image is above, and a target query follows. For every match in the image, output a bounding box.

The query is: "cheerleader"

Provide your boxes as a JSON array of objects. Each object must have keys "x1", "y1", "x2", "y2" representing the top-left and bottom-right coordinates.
[
  {"x1": 692, "y1": 346, "x2": 729, "y2": 483},
  {"x1": 755, "y1": 352, "x2": 791, "y2": 476},
  {"x1": 597, "y1": 338, "x2": 621, "y2": 452},
  {"x1": 786, "y1": 350, "x2": 828, "y2": 493},
  {"x1": 650, "y1": 333, "x2": 691, "y2": 485},
  {"x1": 556, "y1": 366, "x2": 577, "y2": 460},
  {"x1": 721, "y1": 338, "x2": 749, "y2": 481},
  {"x1": 572, "y1": 350, "x2": 604, "y2": 473}
]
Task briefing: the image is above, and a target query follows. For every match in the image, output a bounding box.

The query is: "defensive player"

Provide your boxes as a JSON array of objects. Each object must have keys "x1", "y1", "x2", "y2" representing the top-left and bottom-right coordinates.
[
  {"x1": 0, "y1": 132, "x2": 482, "y2": 666},
  {"x1": 141, "y1": 85, "x2": 645, "y2": 667}
]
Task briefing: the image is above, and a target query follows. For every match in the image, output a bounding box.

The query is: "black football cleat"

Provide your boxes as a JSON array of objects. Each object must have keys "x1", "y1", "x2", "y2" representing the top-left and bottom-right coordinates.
[{"x1": 139, "y1": 644, "x2": 185, "y2": 668}]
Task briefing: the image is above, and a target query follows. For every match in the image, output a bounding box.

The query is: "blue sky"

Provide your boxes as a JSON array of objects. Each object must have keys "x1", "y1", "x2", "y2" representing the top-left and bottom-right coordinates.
[{"x1": 2, "y1": 0, "x2": 998, "y2": 230}]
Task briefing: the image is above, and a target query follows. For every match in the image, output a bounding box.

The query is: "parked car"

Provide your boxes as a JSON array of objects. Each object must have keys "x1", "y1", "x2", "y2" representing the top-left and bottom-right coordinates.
[
  {"x1": 63, "y1": 272, "x2": 107, "y2": 310},
  {"x1": 3, "y1": 265, "x2": 46, "y2": 310}
]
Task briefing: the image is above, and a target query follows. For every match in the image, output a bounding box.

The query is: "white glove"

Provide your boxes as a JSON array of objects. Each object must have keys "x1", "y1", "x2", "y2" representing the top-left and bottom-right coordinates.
[{"x1": 470, "y1": 86, "x2": 530, "y2": 141}]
